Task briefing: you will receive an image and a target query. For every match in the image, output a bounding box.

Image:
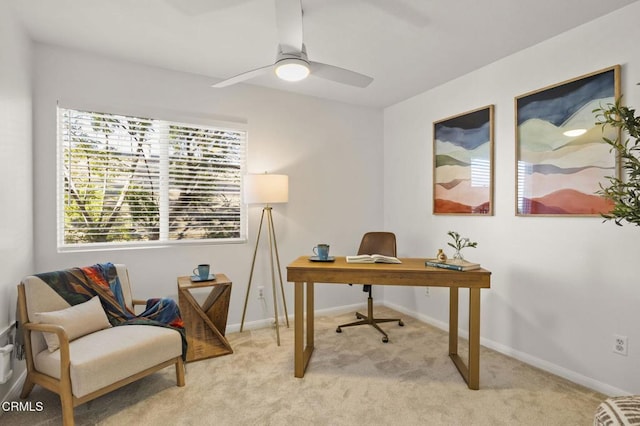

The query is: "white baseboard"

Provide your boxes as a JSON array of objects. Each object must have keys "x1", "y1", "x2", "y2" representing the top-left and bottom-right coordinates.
[
  {"x1": 226, "y1": 303, "x2": 365, "y2": 333},
  {"x1": 383, "y1": 301, "x2": 629, "y2": 396},
  {"x1": 0, "y1": 323, "x2": 15, "y2": 341},
  {"x1": 478, "y1": 337, "x2": 629, "y2": 396},
  {"x1": 1, "y1": 369, "x2": 26, "y2": 406}
]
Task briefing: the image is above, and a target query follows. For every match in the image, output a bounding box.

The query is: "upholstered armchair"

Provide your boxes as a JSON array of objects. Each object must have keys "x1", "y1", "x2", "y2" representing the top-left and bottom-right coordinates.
[{"x1": 17, "y1": 264, "x2": 185, "y2": 426}]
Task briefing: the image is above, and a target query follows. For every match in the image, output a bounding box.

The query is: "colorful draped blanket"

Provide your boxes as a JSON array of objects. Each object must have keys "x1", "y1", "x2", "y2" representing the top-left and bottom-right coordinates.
[{"x1": 35, "y1": 262, "x2": 187, "y2": 360}]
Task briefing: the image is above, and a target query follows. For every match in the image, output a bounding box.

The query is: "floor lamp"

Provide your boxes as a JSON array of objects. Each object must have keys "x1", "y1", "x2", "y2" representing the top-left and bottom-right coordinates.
[{"x1": 241, "y1": 173, "x2": 289, "y2": 345}]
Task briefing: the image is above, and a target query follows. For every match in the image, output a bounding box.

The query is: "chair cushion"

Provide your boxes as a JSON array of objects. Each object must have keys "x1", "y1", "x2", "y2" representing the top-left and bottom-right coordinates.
[
  {"x1": 34, "y1": 296, "x2": 111, "y2": 352},
  {"x1": 34, "y1": 325, "x2": 182, "y2": 398}
]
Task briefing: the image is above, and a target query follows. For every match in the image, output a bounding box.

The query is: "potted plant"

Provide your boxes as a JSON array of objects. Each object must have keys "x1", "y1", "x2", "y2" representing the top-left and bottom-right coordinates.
[
  {"x1": 447, "y1": 230, "x2": 478, "y2": 261},
  {"x1": 594, "y1": 98, "x2": 640, "y2": 226}
]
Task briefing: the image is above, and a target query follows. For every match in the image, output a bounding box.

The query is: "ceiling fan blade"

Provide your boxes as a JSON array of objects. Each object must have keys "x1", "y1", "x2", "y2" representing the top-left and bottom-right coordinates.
[
  {"x1": 275, "y1": 0, "x2": 303, "y2": 54},
  {"x1": 309, "y1": 61, "x2": 373, "y2": 88},
  {"x1": 211, "y1": 64, "x2": 274, "y2": 88},
  {"x1": 364, "y1": 0, "x2": 429, "y2": 27},
  {"x1": 164, "y1": 0, "x2": 251, "y2": 15}
]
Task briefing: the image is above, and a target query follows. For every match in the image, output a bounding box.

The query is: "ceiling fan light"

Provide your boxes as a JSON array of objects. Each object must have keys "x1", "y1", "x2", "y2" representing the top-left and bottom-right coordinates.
[{"x1": 275, "y1": 58, "x2": 310, "y2": 82}]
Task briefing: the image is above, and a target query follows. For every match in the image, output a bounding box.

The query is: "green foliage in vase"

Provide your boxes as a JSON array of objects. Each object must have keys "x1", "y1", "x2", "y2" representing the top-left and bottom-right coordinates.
[
  {"x1": 447, "y1": 231, "x2": 478, "y2": 252},
  {"x1": 594, "y1": 98, "x2": 640, "y2": 226}
]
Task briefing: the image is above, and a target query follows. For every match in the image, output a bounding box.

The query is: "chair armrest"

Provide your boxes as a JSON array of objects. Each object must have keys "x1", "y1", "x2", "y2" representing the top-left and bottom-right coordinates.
[
  {"x1": 23, "y1": 322, "x2": 71, "y2": 376},
  {"x1": 132, "y1": 299, "x2": 148, "y2": 315},
  {"x1": 24, "y1": 322, "x2": 70, "y2": 346}
]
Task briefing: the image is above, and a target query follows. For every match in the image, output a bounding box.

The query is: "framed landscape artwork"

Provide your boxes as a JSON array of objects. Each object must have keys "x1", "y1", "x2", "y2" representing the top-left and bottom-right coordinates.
[
  {"x1": 515, "y1": 65, "x2": 620, "y2": 216},
  {"x1": 433, "y1": 105, "x2": 494, "y2": 215}
]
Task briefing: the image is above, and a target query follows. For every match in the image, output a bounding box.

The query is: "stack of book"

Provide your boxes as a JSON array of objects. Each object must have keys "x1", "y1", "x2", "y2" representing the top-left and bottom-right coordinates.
[{"x1": 425, "y1": 258, "x2": 480, "y2": 271}]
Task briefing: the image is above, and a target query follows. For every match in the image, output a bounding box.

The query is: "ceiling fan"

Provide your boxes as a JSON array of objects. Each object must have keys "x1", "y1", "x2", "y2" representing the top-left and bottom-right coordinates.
[{"x1": 211, "y1": 0, "x2": 373, "y2": 88}]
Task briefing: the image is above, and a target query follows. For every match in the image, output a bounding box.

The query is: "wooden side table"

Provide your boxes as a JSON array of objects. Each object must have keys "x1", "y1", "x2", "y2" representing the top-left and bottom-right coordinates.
[{"x1": 177, "y1": 274, "x2": 233, "y2": 362}]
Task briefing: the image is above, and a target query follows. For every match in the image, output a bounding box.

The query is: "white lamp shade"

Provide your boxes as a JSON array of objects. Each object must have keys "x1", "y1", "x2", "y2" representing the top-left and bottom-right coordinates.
[{"x1": 243, "y1": 174, "x2": 289, "y2": 204}]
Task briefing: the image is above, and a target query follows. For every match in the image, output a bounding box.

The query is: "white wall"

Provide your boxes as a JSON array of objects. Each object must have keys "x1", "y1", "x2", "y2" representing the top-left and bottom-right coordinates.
[
  {"x1": 15, "y1": 0, "x2": 640, "y2": 402},
  {"x1": 384, "y1": 2, "x2": 640, "y2": 395},
  {"x1": 32, "y1": 44, "x2": 384, "y2": 330},
  {"x1": 0, "y1": 0, "x2": 32, "y2": 400}
]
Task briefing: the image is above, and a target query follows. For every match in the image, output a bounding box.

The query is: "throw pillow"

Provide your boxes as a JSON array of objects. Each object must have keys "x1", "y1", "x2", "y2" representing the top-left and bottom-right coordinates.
[{"x1": 34, "y1": 296, "x2": 111, "y2": 352}]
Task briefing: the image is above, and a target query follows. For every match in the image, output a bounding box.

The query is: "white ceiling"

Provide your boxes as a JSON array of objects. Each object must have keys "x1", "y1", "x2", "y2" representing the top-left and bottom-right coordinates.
[{"x1": 10, "y1": 0, "x2": 639, "y2": 108}]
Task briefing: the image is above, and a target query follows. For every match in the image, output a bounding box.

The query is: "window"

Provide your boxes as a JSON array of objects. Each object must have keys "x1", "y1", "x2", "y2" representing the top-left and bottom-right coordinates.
[{"x1": 58, "y1": 107, "x2": 246, "y2": 249}]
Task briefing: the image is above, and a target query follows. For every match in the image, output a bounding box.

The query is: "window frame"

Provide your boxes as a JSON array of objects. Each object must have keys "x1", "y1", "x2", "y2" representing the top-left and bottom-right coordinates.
[{"x1": 56, "y1": 105, "x2": 248, "y2": 252}]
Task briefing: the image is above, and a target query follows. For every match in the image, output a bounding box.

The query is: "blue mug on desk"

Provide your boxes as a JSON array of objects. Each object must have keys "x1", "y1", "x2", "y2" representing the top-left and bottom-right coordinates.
[{"x1": 313, "y1": 244, "x2": 330, "y2": 260}]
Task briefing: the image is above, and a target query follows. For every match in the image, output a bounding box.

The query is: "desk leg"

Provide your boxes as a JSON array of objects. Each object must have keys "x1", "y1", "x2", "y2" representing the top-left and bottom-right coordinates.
[
  {"x1": 294, "y1": 281, "x2": 315, "y2": 378},
  {"x1": 293, "y1": 282, "x2": 315, "y2": 378},
  {"x1": 468, "y1": 287, "x2": 481, "y2": 390},
  {"x1": 449, "y1": 287, "x2": 459, "y2": 356},
  {"x1": 306, "y1": 281, "x2": 314, "y2": 349},
  {"x1": 449, "y1": 286, "x2": 481, "y2": 390},
  {"x1": 294, "y1": 281, "x2": 304, "y2": 377}
]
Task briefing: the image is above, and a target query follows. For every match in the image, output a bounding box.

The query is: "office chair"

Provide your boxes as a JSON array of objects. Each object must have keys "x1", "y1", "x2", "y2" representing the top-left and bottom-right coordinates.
[{"x1": 336, "y1": 232, "x2": 404, "y2": 342}]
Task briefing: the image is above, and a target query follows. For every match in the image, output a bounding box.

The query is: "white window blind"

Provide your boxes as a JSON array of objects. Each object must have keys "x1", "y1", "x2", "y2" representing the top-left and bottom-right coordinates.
[{"x1": 58, "y1": 107, "x2": 246, "y2": 248}]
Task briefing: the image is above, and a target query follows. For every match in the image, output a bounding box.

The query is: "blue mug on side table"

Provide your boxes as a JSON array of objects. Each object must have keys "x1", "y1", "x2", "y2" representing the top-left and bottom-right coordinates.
[{"x1": 193, "y1": 264, "x2": 210, "y2": 280}]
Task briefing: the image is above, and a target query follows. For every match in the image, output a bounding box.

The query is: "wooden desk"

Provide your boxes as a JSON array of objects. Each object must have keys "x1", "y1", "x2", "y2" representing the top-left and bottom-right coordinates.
[
  {"x1": 177, "y1": 275, "x2": 233, "y2": 362},
  {"x1": 286, "y1": 256, "x2": 491, "y2": 389}
]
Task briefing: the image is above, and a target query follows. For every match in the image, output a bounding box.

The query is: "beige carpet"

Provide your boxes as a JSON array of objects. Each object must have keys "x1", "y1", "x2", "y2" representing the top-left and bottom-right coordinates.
[{"x1": 2, "y1": 307, "x2": 604, "y2": 425}]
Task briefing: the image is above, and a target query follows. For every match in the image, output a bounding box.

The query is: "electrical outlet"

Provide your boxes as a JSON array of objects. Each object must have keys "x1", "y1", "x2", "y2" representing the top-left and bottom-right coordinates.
[
  {"x1": 257, "y1": 286, "x2": 264, "y2": 299},
  {"x1": 424, "y1": 287, "x2": 430, "y2": 297},
  {"x1": 613, "y1": 335, "x2": 628, "y2": 356}
]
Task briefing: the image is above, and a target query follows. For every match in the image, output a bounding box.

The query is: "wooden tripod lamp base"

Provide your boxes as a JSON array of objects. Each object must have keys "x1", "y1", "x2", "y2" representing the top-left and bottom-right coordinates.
[{"x1": 240, "y1": 173, "x2": 290, "y2": 346}]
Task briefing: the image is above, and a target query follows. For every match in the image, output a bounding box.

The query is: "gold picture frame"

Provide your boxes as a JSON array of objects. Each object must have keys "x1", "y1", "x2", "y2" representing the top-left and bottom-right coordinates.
[
  {"x1": 433, "y1": 105, "x2": 494, "y2": 215},
  {"x1": 515, "y1": 65, "x2": 621, "y2": 216}
]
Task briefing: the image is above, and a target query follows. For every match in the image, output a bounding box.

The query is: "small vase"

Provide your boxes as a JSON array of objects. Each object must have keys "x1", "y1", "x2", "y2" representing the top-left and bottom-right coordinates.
[
  {"x1": 436, "y1": 249, "x2": 447, "y2": 262},
  {"x1": 452, "y1": 249, "x2": 464, "y2": 262}
]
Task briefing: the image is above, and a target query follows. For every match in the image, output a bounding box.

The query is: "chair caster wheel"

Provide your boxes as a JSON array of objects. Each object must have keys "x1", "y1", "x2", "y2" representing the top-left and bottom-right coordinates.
[
  {"x1": 382, "y1": 336, "x2": 389, "y2": 343},
  {"x1": 336, "y1": 327, "x2": 342, "y2": 333},
  {"x1": 399, "y1": 320, "x2": 404, "y2": 326}
]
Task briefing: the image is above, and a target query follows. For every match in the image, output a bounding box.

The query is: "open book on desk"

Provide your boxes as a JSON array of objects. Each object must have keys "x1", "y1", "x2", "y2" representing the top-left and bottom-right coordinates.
[
  {"x1": 346, "y1": 254, "x2": 402, "y2": 264},
  {"x1": 425, "y1": 258, "x2": 480, "y2": 271}
]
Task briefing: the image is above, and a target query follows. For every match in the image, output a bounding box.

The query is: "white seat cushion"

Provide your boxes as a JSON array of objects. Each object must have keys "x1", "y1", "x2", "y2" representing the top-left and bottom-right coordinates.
[{"x1": 34, "y1": 325, "x2": 181, "y2": 398}]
